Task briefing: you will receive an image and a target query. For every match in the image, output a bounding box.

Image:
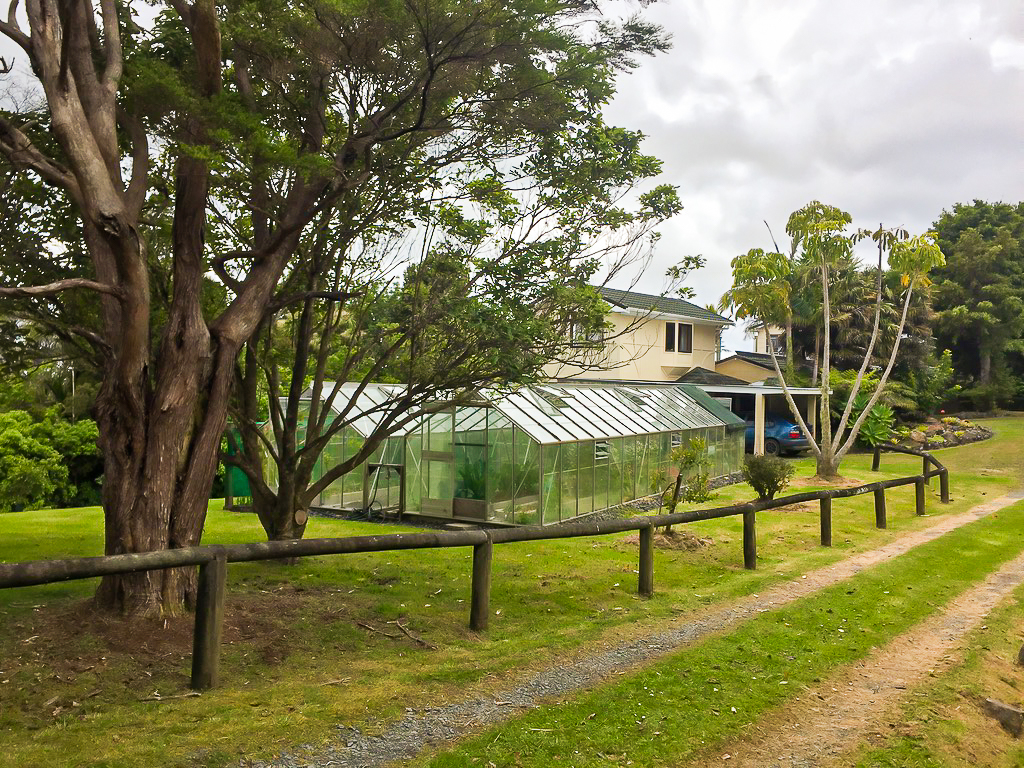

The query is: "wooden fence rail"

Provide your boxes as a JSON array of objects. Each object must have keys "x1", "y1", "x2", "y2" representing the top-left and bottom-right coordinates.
[{"x1": 0, "y1": 444, "x2": 949, "y2": 690}]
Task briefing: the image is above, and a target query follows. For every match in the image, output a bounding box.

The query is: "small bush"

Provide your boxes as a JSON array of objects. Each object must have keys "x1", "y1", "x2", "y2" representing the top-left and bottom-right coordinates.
[{"x1": 742, "y1": 455, "x2": 795, "y2": 501}]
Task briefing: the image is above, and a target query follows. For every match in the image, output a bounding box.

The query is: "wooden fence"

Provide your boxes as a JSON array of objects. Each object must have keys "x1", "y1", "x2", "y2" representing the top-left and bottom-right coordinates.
[{"x1": 0, "y1": 443, "x2": 949, "y2": 691}]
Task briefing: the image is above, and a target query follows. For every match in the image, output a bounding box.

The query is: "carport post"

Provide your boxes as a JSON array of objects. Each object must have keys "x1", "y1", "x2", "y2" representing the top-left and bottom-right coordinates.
[
  {"x1": 753, "y1": 393, "x2": 766, "y2": 456},
  {"x1": 806, "y1": 395, "x2": 817, "y2": 441}
]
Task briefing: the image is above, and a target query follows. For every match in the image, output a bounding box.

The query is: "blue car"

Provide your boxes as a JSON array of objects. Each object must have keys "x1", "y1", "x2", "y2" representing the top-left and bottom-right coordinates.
[{"x1": 743, "y1": 414, "x2": 811, "y2": 456}]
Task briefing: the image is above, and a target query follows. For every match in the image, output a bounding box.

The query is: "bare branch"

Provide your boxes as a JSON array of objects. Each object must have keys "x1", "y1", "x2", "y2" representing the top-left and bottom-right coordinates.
[
  {"x1": 0, "y1": 278, "x2": 121, "y2": 299},
  {"x1": 0, "y1": 115, "x2": 82, "y2": 198},
  {"x1": 99, "y1": 0, "x2": 122, "y2": 88},
  {"x1": 0, "y1": 0, "x2": 30, "y2": 54},
  {"x1": 266, "y1": 290, "x2": 361, "y2": 314}
]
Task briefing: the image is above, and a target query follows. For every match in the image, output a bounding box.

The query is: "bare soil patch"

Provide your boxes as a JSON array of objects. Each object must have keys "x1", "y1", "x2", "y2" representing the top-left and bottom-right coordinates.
[
  {"x1": 0, "y1": 587, "x2": 320, "y2": 729},
  {"x1": 619, "y1": 530, "x2": 713, "y2": 551}
]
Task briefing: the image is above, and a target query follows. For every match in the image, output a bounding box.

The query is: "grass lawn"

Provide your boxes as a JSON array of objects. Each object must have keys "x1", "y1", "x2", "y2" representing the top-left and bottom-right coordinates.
[{"x1": 0, "y1": 417, "x2": 1020, "y2": 767}]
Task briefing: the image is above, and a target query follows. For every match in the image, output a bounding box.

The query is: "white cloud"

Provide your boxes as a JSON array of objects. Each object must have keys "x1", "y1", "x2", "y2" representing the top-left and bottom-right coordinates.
[{"x1": 604, "y1": 0, "x2": 1024, "y2": 353}]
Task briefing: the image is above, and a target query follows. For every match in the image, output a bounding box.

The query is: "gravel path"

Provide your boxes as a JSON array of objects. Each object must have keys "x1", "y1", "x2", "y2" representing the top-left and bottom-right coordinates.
[{"x1": 244, "y1": 493, "x2": 1023, "y2": 768}]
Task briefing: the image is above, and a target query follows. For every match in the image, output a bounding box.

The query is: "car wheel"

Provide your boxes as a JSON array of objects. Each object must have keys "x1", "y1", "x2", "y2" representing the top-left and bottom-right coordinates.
[{"x1": 764, "y1": 438, "x2": 781, "y2": 456}]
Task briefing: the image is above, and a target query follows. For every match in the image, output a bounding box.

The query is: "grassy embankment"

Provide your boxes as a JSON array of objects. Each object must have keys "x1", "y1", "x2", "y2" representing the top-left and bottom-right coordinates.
[{"x1": 0, "y1": 418, "x2": 1019, "y2": 767}]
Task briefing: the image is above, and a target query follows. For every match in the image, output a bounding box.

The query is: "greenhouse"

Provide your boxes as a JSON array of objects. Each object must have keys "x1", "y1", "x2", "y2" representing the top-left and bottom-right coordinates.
[
  {"x1": 281, "y1": 381, "x2": 742, "y2": 526},
  {"x1": 265, "y1": 383, "x2": 409, "y2": 514},
  {"x1": 402, "y1": 382, "x2": 745, "y2": 525}
]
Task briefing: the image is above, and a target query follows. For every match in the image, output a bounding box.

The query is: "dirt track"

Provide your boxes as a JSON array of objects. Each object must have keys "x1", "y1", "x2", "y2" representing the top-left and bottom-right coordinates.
[{"x1": 711, "y1": 515, "x2": 1024, "y2": 767}]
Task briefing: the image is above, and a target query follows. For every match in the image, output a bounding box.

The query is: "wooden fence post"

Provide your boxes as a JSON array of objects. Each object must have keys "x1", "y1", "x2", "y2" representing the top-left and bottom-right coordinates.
[
  {"x1": 871, "y1": 446, "x2": 880, "y2": 472},
  {"x1": 923, "y1": 455, "x2": 931, "y2": 486},
  {"x1": 940, "y1": 469, "x2": 950, "y2": 504},
  {"x1": 743, "y1": 509, "x2": 756, "y2": 570},
  {"x1": 191, "y1": 548, "x2": 227, "y2": 691},
  {"x1": 915, "y1": 477, "x2": 926, "y2": 516},
  {"x1": 874, "y1": 487, "x2": 887, "y2": 529},
  {"x1": 638, "y1": 525, "x2": 654, "y2": 597},
  {"x1": 819, "y1": 496, "x2": 832, "y2": 547},
  {"x1": 470, "y1": 537, "x2": 493, "y2": 632}
]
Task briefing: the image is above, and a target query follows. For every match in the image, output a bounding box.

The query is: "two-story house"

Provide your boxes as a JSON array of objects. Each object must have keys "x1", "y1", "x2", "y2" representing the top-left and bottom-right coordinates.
[
  {"x1": 548, "y1": 287, "x2": 821, "y2": 455},
  {"x1": 545, "y1": 286, "x2": 731, "y2": 382}
]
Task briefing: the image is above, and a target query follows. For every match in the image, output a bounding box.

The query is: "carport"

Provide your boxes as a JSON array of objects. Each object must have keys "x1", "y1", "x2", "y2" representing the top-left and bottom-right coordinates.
[{"x1": 677, "y1": 368, "x2": 821, "y2": 456}]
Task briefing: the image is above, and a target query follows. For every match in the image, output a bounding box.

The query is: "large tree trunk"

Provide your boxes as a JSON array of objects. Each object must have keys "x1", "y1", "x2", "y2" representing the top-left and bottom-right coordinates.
[
  {"x1": 980, "y1": 348, "x2": 992, "y2": 385},
  {"x1": 93, "y1": 339, "x2": 238, "y2": 616}
]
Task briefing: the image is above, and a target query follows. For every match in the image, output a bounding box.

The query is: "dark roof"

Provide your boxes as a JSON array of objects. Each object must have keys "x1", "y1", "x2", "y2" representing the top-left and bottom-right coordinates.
[
  {"x1": 676, "y1": 367, "x2": 750, "y2": 386},
  {"x1": 597, "y1": 286, "x2": 732, "y2": 325},
  {"x1": 720, "y1": 350, "x2": 781, "y2": 370}
]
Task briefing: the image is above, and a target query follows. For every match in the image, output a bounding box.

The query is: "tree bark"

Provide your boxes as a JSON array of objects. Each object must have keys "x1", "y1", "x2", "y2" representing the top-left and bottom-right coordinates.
[{"x1": 980, "y1": 348, "x2": 992, "y2": 385}]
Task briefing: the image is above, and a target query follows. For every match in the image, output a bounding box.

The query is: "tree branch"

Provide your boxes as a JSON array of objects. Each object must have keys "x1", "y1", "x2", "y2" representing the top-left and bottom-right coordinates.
[
  {"x1": 266, "y1": 290, "x2": 361, "y2": 314},
  {"x1": 0, "y1": 278, "x2": 121, "y2": 299}
]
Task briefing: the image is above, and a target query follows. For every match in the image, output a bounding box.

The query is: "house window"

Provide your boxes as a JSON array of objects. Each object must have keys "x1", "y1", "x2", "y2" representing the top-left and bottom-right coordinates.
[
  {"x1": 678, "y1": 323, "x2": 693, "y2": 353},
  {"x1": 665, "y1": 321, "x2": 676, "y2": 352},
  {"x1": 570, "y1": 321, "x2": 604, "y2": 347},
  {"x1": 769, "y1": 333, "x2": 784, "y2": 354}
]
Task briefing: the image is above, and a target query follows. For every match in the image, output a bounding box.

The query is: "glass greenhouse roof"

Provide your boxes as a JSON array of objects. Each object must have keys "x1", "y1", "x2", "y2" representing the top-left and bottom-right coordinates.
[
  {"x1": 303, "y1": 381, "x2": 744, "y2": 445},
  {"x1": 487, "y1": 382, "x2": 744, "y2": 445},
  {"x1": 298, "y1": 382, "x2": 412, "y2": 439}
]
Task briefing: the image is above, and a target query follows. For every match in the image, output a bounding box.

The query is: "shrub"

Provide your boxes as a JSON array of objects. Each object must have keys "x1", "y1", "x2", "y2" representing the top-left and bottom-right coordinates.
[
  {"x1": 856, "y1": 403, "x2": 895, "y2": 447},
  {"x1": 742, "y1": 455, "x2": 795, "y2": 501}
]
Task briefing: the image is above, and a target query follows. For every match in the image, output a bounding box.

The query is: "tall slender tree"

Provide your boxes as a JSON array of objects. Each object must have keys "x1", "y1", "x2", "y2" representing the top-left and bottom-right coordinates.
[{"x1": 721, "y1": 202, "x2": 943, "y2": 479}]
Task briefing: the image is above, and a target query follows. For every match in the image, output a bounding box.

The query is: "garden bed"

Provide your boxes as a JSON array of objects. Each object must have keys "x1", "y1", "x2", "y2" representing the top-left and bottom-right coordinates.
[{"x1": 892, "y1": 416, "x2": 993, "y2": 451}]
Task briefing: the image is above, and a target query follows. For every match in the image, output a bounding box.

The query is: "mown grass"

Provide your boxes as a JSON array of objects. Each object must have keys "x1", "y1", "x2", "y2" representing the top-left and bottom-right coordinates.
[
  {"x1": 422, "y1": 500, "x2": 1024, "y2": 767},
  {"x1": 0, "y1": 418, "x2": 1020, "y2": 767}
]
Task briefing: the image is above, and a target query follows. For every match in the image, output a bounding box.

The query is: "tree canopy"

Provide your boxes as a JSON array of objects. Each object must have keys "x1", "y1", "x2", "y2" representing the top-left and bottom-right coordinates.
[{"x1": 0, "y1": 0, "x2": 675, "y2": 615}]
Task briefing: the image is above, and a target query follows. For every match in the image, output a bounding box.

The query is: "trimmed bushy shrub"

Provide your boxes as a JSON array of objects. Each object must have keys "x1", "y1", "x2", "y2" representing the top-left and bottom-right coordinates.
[{"x1": 742, "y1": 455, "x2": 795, "y2": 501}]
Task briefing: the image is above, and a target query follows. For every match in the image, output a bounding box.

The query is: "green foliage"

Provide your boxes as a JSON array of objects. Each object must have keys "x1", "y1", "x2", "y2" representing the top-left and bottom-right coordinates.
[
  {"x1": 741, "y1": 455, "x2": 795, "y2": 500},
  {"x1": 662, "y1": 438, "x2": 713, "y2": 511},
  {"x1": 455, "y1": 459, "x2": 486, "y2": 501},
  {"x1": 0, "y1": 412, "x2": 67, "y2": 513},
  {"x1": 847, "y1": 395, "x2": 895, "y2": 447},
  {"x1": 0, "y1": 409, "x2": 99, "y2": 512},
  {"x1": 931, "y1": 200, "x2": 1024, "y2": 408}
]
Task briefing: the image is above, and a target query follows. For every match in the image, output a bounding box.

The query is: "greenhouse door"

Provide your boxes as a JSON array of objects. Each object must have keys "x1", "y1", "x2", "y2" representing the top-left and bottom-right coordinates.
[{"x1": 421, "y1": 408, "x2": 455, "y2": 517}]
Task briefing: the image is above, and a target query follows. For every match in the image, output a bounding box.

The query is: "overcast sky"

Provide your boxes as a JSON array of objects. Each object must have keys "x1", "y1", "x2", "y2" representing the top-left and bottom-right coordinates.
[{"x1": 603, "y1": 0, "x2": 1024, "y2": 354}]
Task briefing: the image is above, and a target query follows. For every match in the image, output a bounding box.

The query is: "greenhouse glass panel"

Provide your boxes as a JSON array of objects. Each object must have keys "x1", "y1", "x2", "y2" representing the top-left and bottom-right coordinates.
[
  {"x1": 620, "y1": 436, "x2": 636, "y2": 502},
  {"x1": 542, "y1": 444, "x2": 560, "y2": 524},
  {"x1": 607, "y1": 437, "x2": 623, "y2": 509},
  {"x1": 512, "y1": 426, "x2": 540, "y2": 525},
  {"x1": 559, "y1": 442, "x2": 578, "y2": 521},
  {"x1": 487, "y1": 410, "x2": 515, "y2": 524},
  {"x1": 577, "y1": 439, "x2": 594, "y2": 517}
]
